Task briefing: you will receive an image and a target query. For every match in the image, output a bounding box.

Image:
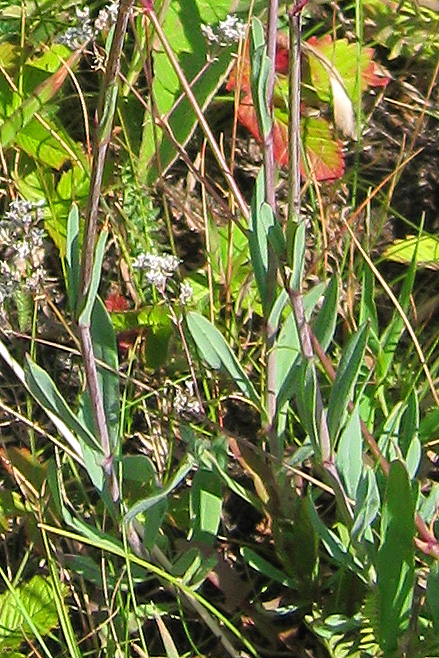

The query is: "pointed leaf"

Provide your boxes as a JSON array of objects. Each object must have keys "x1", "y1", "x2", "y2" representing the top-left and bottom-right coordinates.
[
  {"x1": 313, "y1": 276, "x2": 339, "y2": 352},
  {"x1": 78, "y1": 229, "x2": 108, "y2": 325},
  {"x1": 66, "y1": 204, "x2": 80, "y2": 312},
  {"x1": 351, "y1": 466, "x2": 380, "y2": 543},
  {"x1": 186, "y1": 311, "x2": 260, "y2": 406},
  {"x1": 24, "y1": 355, "x2": 103, "y2": 455},
  {"x1": 336, "y1": 406, "x2": 363, "y2": 499},
  {"x1": 327, "y1": 323, "x2": 368, "y2": 442},
  {"x1": 124, "y1": 454, "x2": 197, "y2": 523},
  {"x1": 376, "y1": 461, "x2": 415, "y2": 654}
]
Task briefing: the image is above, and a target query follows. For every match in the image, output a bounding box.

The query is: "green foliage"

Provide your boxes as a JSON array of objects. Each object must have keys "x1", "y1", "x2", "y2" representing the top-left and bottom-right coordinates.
[
  {"x1": 1, "y1": 1, "x2": 439, "y2": 658},
  {"x1": 0, "y1": 575, "x2": 67, "y2": 654},
  {"x1": 364, "y1": 0, "x2": 439, "y2": 60}
]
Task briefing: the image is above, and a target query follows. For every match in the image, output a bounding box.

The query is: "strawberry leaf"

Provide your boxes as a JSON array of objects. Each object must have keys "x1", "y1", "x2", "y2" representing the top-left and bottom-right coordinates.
[
  {"x1": 236, "y1": 96, "x2": 344, "y2": 180},
  {"x1": 306, "y1": 35, "x2": 389, "y2": 105},
  {"x1": 301, "y1": 115, "x2": 345, "y2": 181}
]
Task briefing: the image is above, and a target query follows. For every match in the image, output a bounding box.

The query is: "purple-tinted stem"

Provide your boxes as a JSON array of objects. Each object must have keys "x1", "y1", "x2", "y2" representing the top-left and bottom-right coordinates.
[
  {"x1": 139, "y1": 0, "x2": 153, "y2": 11},
  {"x1": 264, "y1": 0, "x2": 280, "y2": 457}
]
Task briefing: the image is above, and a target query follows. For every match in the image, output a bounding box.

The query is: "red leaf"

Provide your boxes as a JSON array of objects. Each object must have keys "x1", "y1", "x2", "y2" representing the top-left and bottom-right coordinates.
[
  {"x1": 236, "y1": 97, "x2": 343, "y2": 180},
  {"x1": 105, "y1": 291, "x2": 130, "y2": 312},
  {"x1": 226, "y1": 33, "x2": 291, "y2": 94}
]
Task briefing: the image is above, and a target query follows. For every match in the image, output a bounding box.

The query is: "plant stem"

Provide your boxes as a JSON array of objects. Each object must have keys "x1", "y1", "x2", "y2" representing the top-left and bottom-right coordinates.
[
  {"x1": 263, "y1": 0, "x2": 281, "y2": 458},
  {"x1": 285, "y1": 1, "x2": 352, "y2": 520},
  {"x1": 77, "y1": 0, "x2": 134, "y2": 502}
]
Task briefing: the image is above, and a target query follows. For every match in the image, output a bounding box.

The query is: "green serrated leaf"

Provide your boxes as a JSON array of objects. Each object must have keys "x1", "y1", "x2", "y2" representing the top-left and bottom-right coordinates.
[
  {"x1": 0, "y1": 48, "x2": 82, "y2": 149},
  {"x1": 0, "y1": 575, "x2": 66, "y2": 650}
]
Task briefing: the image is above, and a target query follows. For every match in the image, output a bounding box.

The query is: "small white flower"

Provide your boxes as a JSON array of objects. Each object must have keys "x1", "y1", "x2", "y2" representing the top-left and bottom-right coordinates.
[
  {"x1": 58, "y1": 6, "x2": 94, "y2": 49},
  {"x1": 15, "y1": 240, "x2": 31, "y2": 260},
  {"x1": 179, "y1": 281, "x2": 193, "y2": 305},
  {"x1": 95, "y1": 1, "x2": 119, "y2": 31},
  {"x1": 201, "y1": 14, "x2": 246, "y2": 47},
  {"x1": 30, "y1": 228, "x2": 45, "y2": 248},
  {"x1": 25, "y1": 267, "x2": 47, "y2": 292},
  {"x1": 201, "y1": 23, "x2": 217, "y2": 43},
  {"x1": 132, "y1": 252, "x2": 180, "y2": 292}
]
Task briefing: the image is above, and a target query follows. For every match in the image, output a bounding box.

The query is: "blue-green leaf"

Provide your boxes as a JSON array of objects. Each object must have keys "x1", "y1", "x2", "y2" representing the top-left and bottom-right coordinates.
[
  {"x1": 313, "y1": 276, "x2": 339, "y2": 352},
  {"x1": 65, "y1": 204, "x2": 80, "y2": 313},
  {"x1": 186, "y1": 311, "x2": 260, "y2": 406},
  {"x1": 336, "y1": 406, "x2": 362, "y2": 499},
  {"x1": 24, "y1": 356, "x2": 103, "y2": 455},
  {"x1": 327, "y1": 323, "x2": 368, "y2": 443},
  {"x1": 78, "y1": 229, "x2": 108, "y2": 325},
  {"x1": 376, "y1": 460, "x2": 415, "y2": 654}
]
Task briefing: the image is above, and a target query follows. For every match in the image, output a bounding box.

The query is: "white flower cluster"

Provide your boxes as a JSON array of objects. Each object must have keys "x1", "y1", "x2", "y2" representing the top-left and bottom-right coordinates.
[
  {"x1": 132, "y1": 252, "x2": 180, "y2": 291},
  {"x1": 58, "y1": 6, "x2": 94, "y2": 50},
  {"x1": 201, "y1": 14, "x2": 246, "y2": 47},
  {"x1": 173, "y1": 381, "x2": 203, "y2": 417},
  {"x1": 179, "y1": 281, "x2": 193, "y2": 306},
  {"x1": 58, "y1": 3, "x2": 119, "y2": 50},
  {"x1": 95, "y1": 1, "x2": 119, "y2": 31},
  {"x1": 0, "y1": 198, "x2": 47, "y2": 312}
]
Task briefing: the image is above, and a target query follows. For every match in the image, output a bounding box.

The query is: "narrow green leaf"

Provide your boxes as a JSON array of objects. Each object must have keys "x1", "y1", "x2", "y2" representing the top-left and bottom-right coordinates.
[
  {"x1": 190, "y1": 467, "x2": 222, "y2": 544},
  {"x1": 399, "y1": 391, "x2": 421, "y2": 478},
  {"x1": 240, "y1": 547, "x2": 297, "y2": 588},
  {"x1": 250, "y1": 17, "x2": 272, "y2": 139},
  {"x1": 186, "y1": 311, "x2": 260, "y2": 406},
  {"x1": 289, "y1": 222, "x2": 306, "y2": 291},
  {"x1": 427, "y1": 562, "x2": 439, "y2": 633},
  {"x1": 351, "y1": 466, "x2": 380, "y2": 543},
  {"x1": 124, "y1": 454, "x2": 196, "y2": 523},
  {"x1": 313, "y1": 276, "x2": 339, "y2": 352},
  {"x1": 306, "y1": 492, "x2": 361, "y2": 572},
  {"x1": 91, "y1": 298, "x2": 120, "y2": 452},
  {"x1": 379, "y1": 242, "x2": 417, "y2": 381},
  {"x1": 295, "y1": 362, "x2": 320, "y2": 457},
  {"x1": 78, "y1": 229, "x2": 108, "y2": 326},
  {"x1": 336, "y1": 406, "x2": 363, "y2": 499},
  {"x1": 327, "y1": 323, "x2": 368, "y2": 443},
  {"x1": 359, "y1": 266, "x2": 378, "y2": 336},
  {"x1": 248, "y1": 169, "x2": 273, "y2": 313},
  {"x1": 24, "y1": 355, "x2": 103, "y2": 455},
  {"x1": 65, "y1": 203, "x2": 80, "y2": 312},
  {"x1": 376, "y1": 461, "x2": 415, "y2": 654}
]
